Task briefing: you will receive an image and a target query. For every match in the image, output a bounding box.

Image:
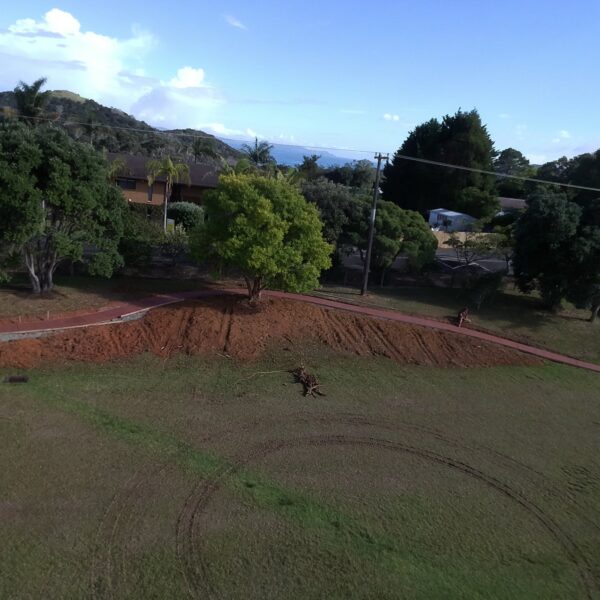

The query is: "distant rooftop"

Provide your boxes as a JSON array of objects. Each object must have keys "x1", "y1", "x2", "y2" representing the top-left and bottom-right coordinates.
[
  {"x1": 108, "y1": 153, "x2": 219, "y2": 188},
  {"x1": 498, "y1": 197, "x2": 526, "y2": 210}
]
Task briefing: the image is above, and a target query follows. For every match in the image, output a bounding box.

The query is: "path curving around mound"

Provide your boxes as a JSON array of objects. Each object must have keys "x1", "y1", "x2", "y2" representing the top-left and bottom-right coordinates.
[{"x1": 0, "y1": 288, "x2": 598, "y2": 373}]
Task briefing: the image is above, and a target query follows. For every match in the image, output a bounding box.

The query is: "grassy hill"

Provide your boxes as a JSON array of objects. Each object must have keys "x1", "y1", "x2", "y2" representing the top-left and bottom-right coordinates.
[{"x1": 0, "y1": 90, "x2": 241, "y2": 164}]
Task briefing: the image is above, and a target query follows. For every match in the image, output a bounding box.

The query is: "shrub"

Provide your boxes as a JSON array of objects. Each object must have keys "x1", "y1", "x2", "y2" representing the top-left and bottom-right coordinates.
[{"x1": 168, "y1": 202, "x2": 204, "y2": 231}]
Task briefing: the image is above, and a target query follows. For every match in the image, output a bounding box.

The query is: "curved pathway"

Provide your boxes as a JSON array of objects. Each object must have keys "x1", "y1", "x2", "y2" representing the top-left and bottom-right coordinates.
[{"x1": 1, "y1": 288, "x2": 599, "y2": 374}]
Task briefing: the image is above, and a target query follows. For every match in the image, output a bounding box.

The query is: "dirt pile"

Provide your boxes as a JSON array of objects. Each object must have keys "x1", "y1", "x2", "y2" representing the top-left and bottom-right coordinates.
[{"x1": 0, "y1": 296, "x2": 540, "y2": 369}]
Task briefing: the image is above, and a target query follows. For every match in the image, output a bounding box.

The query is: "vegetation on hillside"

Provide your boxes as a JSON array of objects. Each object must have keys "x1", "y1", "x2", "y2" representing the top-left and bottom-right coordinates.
[{"x1": 0, "y1": 88, "x2": 241, "y2": 164}]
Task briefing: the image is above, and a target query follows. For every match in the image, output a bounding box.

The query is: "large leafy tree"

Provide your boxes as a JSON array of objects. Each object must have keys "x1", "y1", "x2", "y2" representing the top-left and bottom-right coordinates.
[
  {"x1": 494, "y1": 147, "x2": 534, "y2": 198},
  {"x1": 146, "y1": 156, "x2": 190, "y2": 232},
  {"x1": 190, "y1": 174, "x2": 332, "y2": 301},
  {"x1": 0, "y1": 122, "x2": 126, "y2": 293},
  {"x1": 346, "y1": 201, "x2": 436, "y2": 285},
  {"x1": 241, "y1": 138, "x2": 275, "y2": 168},
  {"x1": 382, "y1": 109, "x2": 498, "y2": 219},
  {"x1": 513, "y1": 189, "x2": 600, "y2": 317},
  {"x1": 13, "y1": 77, "x2": 52, "y2": 125},
  {"x1": 301, "y1": 179, "x2": 364, "y2": 244},
  {"x1": 301, "y1": 178, "x2": 369, "y2": 266},
  {"x1": 368, "y1": 203, "x2": 437, "y2": 284}
]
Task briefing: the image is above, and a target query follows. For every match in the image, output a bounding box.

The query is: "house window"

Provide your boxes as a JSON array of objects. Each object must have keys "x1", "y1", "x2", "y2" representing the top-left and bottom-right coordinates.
[{"x1": 116, "y1": 177, "x2": 137, "y2": 190}]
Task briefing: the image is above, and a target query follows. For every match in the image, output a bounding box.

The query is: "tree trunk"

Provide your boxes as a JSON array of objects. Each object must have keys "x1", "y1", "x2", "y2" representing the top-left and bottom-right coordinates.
[
  {"x1": 244, "y1": 276, "x2": 263, "y2": 303},
  {"x1": 24, "y1": 244, "x2": 57, "y2": 294},
  {"x1": 379, "y1": 268, "x2": 386, "y2": 288},
  {"x1": 590, "y1": 303, "x2": 600, "y2": 323}
]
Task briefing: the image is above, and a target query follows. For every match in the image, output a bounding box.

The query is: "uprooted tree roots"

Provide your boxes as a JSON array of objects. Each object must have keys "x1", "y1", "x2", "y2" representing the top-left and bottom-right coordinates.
[{"x1": 291, "y1": 363, "x2": 325, "y2": 398}]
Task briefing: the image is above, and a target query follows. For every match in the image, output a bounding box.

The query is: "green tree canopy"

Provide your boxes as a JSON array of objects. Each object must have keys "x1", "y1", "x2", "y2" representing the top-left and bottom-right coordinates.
[
  {"x1": 190, "y1": 173, "x2": 332, "y2": 301},
  {"x1": 0, "y1": 122, "x2": 126, "y2": 293},
  {"x1": 494, "y1": 147, "x2": 534, "y2": 198},
  {"x1": 349, "y1": 201, "x2": 437, "y2": 285},
  {"x1": 298, "y1": 155, "x2": 323, "y2": 180},
  {"x1": 301, "y1": 179, "x2": 364, "y2": 244},
  {"x1": 167, "y1": 201, "x2": 204, "y2": 231},
  {"x1": 513, "y1": 189, "x2": 600, "y2": 317},
  {"x1": 382, "y1": 109, "x2": 498, "y2": 219}
]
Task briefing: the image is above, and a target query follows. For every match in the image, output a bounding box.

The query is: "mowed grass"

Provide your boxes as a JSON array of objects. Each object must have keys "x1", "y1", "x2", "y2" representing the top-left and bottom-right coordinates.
[
  {"x1": 316, "y1": 284, "x2": 600, "y2": 363},
  {"x1": 1, "y1": 350, "x2": 599, "y2": 599}
]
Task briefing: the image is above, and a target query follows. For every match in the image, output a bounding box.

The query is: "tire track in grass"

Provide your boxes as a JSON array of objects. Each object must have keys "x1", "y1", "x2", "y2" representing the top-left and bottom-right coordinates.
[
  {"x1": 27, "y1": 384, "x2": 598, "y2": 599},
  {"x1": 179, "y1": 427, "x2": 598, "y2": 599}
]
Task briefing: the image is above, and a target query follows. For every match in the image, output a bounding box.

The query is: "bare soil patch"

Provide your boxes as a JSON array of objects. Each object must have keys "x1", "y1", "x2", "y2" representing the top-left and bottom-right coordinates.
[{"x1": 0, "y1": 296, "x2": 540, "y2": 369}]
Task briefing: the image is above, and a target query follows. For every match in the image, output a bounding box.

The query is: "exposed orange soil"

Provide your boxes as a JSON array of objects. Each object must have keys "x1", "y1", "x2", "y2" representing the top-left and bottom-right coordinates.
[{"x1": 0, "y1": 296, "x2": 540, "y2": 369}]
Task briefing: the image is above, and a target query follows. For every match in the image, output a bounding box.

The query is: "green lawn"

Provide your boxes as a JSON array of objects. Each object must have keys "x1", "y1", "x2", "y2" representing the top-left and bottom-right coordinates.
[
  {"x1": 316, "y1": 284, "x2": 600, "y2": 363},
  {"x1": 1, "y1": 349, "x2": 599, "y2": 599}
]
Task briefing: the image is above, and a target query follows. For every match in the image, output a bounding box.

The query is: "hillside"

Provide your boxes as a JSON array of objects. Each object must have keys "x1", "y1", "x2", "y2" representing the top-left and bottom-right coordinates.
[{"x1": 0, "y1": 90, "x2": 241, "y2": 164}]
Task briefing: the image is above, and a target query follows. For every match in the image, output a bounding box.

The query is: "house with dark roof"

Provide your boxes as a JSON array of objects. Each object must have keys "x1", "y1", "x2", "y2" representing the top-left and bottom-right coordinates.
[
  {"x1": 498, "y1": 197, "x2": 526, "y2": 212},
  {"x1": 109, "y1": 154, "x2": 219, "y2": 207}
]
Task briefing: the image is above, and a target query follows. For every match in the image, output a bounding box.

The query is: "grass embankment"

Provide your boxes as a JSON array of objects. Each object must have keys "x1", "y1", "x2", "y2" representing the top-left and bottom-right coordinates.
[
  {"x1": 316, "y1": 284, "x2": 600, "y2": 363},
  {"x1": 1, "y1": 350, "x2": 599, "y2": 599}
]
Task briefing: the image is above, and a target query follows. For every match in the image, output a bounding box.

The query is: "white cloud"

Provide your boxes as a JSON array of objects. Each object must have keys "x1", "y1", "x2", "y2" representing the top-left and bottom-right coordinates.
[
  {"x1": 0, "y1": 9, "x2": 223, "y2": 129},
  {"x1": 199, "y1": 123, "x2": 261, "y2": 139},
  {"x1": 552, "y1": 129, "x2": 571, "y2": 143},
  {"x1": 168, "y1": 66, "x2": 205, "y2": 89},
  {"x1": 383, "y1": 113, "x2": 400, "y2": 121},
  {"x1": 224, "y1": 15, "x2": 247, "y2": 30},
  {"x1": 9, "y1": 8, "x2": 81, "y2": 36},
  {"x1": 499, "y1": 113, "x2": 511, "y2": 119}
]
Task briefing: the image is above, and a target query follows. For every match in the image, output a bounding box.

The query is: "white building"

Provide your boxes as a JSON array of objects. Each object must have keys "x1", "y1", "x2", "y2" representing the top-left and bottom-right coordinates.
[{"x1": 428, "y1": 208, "x2": 476, "y2": 232}]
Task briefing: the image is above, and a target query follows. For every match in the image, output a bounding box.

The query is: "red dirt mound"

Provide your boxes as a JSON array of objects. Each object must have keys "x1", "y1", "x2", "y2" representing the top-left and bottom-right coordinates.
[{"x1": 0, "y1": 296, "x2": 540, "y2": 369}]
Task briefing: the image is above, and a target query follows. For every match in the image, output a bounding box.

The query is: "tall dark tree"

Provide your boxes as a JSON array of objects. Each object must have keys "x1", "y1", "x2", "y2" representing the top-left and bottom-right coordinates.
[
  {"x1": 13, "y1": 77, "x2": 52, "y2": 125},
  {"x1": 494, "y1": 147, "x2": 533, "y2": 198},
  {"x1": 382, "y1": 109, "x2": 498, "y2": 219},
  {"x1": 513, "y1": 189, "x2": 600, "y2": 319},
  {"x1": 298, "y1": 155, "x2": 323, "y2": 180}
]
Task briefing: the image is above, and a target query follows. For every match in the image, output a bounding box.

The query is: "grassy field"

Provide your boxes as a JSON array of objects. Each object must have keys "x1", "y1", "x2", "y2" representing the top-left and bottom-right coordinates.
[
  {"x1": 316, "y1": 284, "x2": 600, "y2": 364},
  {"x1": 0, "y1": 275, "x2": 212, "y2": 320},
  {"x1": 1, "y1": 348, "x2": 599, "y2": 599}
]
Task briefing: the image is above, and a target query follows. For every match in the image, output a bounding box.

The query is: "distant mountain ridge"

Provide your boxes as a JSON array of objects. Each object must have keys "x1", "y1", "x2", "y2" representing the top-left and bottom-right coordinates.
[
  {"x1": 0, "y1": 89, "x2": 241, "y2": 164},
  {"x1": 0, "y1": 88, "x2": 365, "y2": 168}
]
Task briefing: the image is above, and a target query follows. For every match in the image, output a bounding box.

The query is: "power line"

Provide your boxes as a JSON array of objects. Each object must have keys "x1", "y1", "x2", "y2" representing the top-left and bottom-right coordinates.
[
  {"x1": 6, "y1": 113, "x2": 600, "y2": 194},
  {"x1": 391, "y1": 153, "x2": 600, "y2": 193}
]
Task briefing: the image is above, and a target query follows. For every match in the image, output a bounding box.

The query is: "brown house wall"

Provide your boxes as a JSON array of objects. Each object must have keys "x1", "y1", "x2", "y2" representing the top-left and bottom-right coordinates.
[
  {"x1": 120, "y1": 181, "x2": 166, "y2": 206},
  {"x1": 119, "y1": 180, "x2": 208, "y2": 207}
]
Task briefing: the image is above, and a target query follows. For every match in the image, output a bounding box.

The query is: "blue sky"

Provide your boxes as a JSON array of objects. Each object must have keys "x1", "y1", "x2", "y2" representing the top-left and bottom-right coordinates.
[{"x1": 1, "y1": 1, "x2": 599, "y2": 163}]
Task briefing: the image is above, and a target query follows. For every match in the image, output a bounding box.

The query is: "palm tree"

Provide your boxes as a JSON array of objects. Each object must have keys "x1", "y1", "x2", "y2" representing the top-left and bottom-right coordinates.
[
  {"x1": 146, "y1": 157, "x2": 191, "y2": 232},
  {"x1": 241, "y1": 137, "x2": 275, "y2": 168},
  {"x1": 107, "y1": 157, "x2": 127, "y2": 182},
  {"x1": 13, "y1": 77, "x2": 52, "y2": 125}
]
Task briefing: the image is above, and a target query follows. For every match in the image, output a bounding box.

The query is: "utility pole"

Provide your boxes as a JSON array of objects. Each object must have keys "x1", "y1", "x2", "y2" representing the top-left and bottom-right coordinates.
[{"x1": 361, "y1": 153, "x2": 388, "y2": 295}]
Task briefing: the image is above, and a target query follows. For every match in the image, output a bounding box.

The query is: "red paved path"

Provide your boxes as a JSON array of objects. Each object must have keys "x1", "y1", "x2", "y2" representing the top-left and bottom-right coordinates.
[{"x1": 1, "y1": 288, "x2": 599, "y2": 374}]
